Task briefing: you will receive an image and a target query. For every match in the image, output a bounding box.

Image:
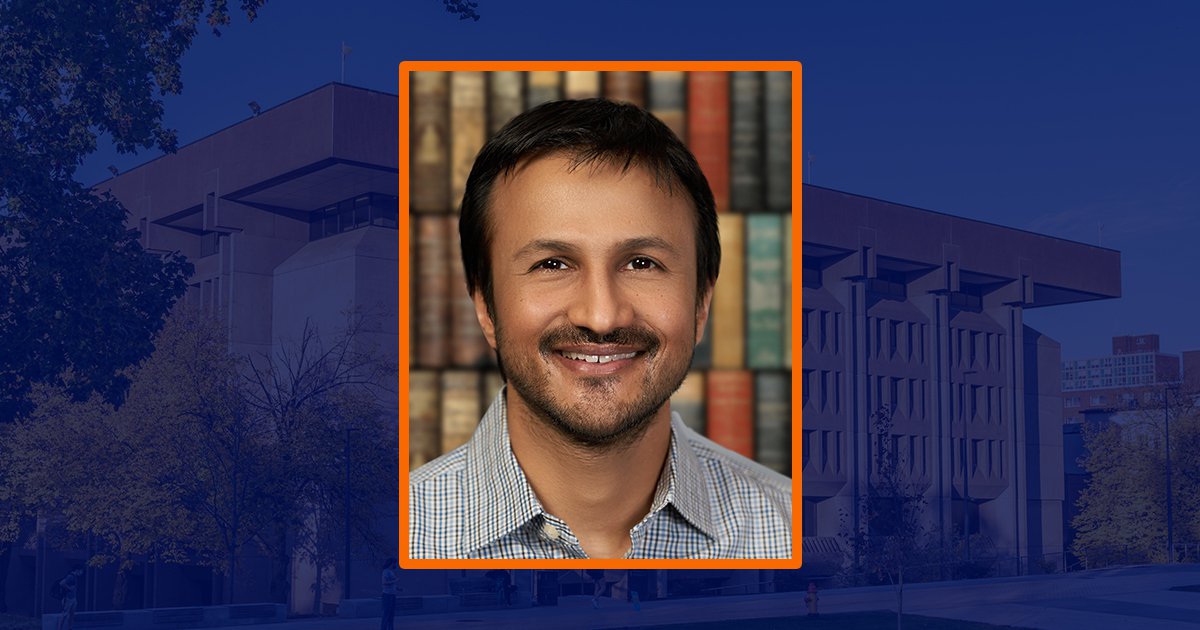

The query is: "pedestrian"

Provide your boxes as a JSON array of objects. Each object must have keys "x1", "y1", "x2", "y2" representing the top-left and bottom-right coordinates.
[
  {"x1": 55, "y1": 568, "x2": 83, "y2": 630},
  {"x1": 380, "y1": 558, "x2": 398, "y2": 630}
]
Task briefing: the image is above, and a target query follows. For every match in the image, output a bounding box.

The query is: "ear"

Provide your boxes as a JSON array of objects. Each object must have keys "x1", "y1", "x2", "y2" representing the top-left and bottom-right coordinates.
[
  {"x1": 694, "y1": 283, "x2": 714, "y2": 345},
  {"x1": 473, "y1": 290, "x2": 498, "y2": 350}
]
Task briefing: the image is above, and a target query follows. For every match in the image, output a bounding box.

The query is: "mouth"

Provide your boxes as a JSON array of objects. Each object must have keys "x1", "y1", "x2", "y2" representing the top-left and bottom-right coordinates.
[
  {"x1": 551, "y1": 346, "x2": 645, "y2": 376},
  {"x1": 558, "y1": 350, "x2": 640, "y2": 364}
]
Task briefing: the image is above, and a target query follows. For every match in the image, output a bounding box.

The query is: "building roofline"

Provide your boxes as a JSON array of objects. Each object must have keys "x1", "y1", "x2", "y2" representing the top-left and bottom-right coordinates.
[
  {"x1": 89, "y1": 82, "x2": 398, "y2": 189},
  {"x1": 804, "y1": 183, "x2": 1121, "y2": 255}
]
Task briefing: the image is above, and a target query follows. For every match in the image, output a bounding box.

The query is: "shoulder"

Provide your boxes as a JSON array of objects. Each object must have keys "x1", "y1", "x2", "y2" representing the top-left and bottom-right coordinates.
[
  {"x1": 674, "y1": 421, "x2": 793, "y2": 556},
  {"x1": 408, "y1": 444, "x2": 471, "y2": 558},
  {"x1": 685, "y1": 429, "x2": 792, "y2": 511}
]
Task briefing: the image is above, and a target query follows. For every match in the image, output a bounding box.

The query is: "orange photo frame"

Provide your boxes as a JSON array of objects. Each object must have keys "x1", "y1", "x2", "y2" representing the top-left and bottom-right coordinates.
[{"x1": 398, "y1": 60, "x2": 802, "y2": 569}]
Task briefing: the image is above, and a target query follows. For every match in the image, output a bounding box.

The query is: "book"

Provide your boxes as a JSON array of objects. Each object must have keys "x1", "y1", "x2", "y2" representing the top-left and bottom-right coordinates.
[
  {"x1": 765, "y1": 72, "x2": 792, "y2": 212},
  {"x1": 647, "y1": 71, "x2": 686, "y2": 140},
  {"x1": 706, "y1": 370, "x2": 754, "y2": 459},
  {"x1": 409, "y1": 370, "x2": 440, "y2": 468},
  {"x1": 755, "y1": 371, "x2": 790, "y2": 475},
  {"x1": 731, "y1": 72, "x2": 764, "y2": 212},
  {"x1": 671, "y1": 371, "x2": 706, "y2": 434},
  {"x1": 603, "y1": 71, "x2": 645, "y2": 106},
  {"x1": 691, "y1": 315, "x2": 713, "y2": 370},
  {"x1": 564, "y1": 70, "x2": 600, "y2": 100},
  {"x1": 482, "y1": 370, "x2": 504, "y2": 411},
  {"x1": 410, "y1": 71, "x2": 450, "y2": 213},
  {"x1": 783, "y1": 214, "x2": 792, "y2": 369},
  {"x1": 448, "y1": 215, "x2": 490, "y2": 367},
  {"x1": 747, "y1": 213, "x2": 784, "y2": 368},
  {"x1": 441, "y1": 370, "x2": 482, "y2": 453},
  {"x1": 687, "y1": 72, "x2": 730, "y2": 213},
  {"x1": 415, "y1": 215, "x2": 449, "y2": 367},
  {"x1": 527, "y1": 71, "x2": 562, "y2": 108},
  {"x1": 711, "y1": 213, "x2": 745, "y2": 368},
  {"x1": 488, "y1": 71, "x2": 525, "y2": 135},
  {"x1": 450, "y1": 71, "x2": 486, "y2": 209}
]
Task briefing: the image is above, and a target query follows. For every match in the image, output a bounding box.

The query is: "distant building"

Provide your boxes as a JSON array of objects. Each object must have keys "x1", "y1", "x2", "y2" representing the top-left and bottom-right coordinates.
[{"x1": 1061, "y1": 334, "x2": 1185, "y2": 423}]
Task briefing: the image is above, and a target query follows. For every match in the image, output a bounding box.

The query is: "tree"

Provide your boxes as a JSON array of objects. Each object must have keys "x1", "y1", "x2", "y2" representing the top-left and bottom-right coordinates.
[
  {"x1": 840, "y1": 405, "x2": 942, "y2": 630},
  {"x1": 242, "y1": 311, "x2": 397, "y2": 604},
  {"x1": 0, "y1": 307, "x2": 397, "y2": 607},
  {"x1": 0, "y1": 0, "x2": 268, "y2": 420},
  {"x1": 0, "y1": 0, "x2": 266, "y2": 610},
  {"x1": 1072, "y1": 387, "x2": 1200, "y2": 567}
]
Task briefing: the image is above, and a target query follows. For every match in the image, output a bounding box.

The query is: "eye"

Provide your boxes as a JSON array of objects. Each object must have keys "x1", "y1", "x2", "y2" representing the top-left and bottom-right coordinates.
[
  {"x1": 533, "y1": 258, "x2": 570, "y2": 271},
  {"x1": 626, "y1": 257, "x2": 659, "y2": 271}
]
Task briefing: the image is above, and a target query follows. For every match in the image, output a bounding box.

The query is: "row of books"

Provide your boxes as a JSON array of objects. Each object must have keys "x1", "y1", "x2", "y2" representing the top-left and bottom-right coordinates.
[
  {"x1": 409, "y1": 212, "x2": 793, "y2": 370},
  {"x1": 409, "y1": 369, "x2": 792, "y2": 476},
  {"x1": 409, "y1": 70, "x2": 793, "y2": 215}
]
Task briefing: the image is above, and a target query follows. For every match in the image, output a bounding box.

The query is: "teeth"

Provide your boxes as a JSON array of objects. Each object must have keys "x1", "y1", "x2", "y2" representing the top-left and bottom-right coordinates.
[{"x1": 561, "y1": 351, "x2": 638, "y2": 363}]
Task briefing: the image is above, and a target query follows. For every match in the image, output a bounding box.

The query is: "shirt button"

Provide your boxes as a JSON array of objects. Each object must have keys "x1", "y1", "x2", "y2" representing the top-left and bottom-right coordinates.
[{"x1": 542, "y1": 522, "x2": 560, "y2": 540}]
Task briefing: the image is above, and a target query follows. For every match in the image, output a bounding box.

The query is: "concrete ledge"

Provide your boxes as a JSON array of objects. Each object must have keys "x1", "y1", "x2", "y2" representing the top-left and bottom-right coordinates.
[{"x1": 42, "y1": 603, "x2": 285, "y2": 630}]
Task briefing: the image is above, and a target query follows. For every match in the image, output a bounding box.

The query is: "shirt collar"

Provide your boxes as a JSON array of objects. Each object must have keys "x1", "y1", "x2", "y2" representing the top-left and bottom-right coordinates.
[{"x1": 461, "y1": 387, "x2": 719, "y2": 555}]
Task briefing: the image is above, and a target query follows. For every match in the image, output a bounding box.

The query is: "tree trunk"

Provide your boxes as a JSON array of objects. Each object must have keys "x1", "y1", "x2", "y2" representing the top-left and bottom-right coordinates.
[
  {"x1": 112, "y1": 553, "x2": 130, "y2": 609},
  {"x1": 896, "y1": 565, "x2": 904, "y2": 630}
]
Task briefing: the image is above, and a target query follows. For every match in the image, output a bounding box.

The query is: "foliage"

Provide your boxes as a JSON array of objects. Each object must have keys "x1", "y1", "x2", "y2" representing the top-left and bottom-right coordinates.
[
  {"x1": 0, "y1": 0, "x2": 268, "y2": 421},
  {"x1": 1071, "y1": 388, "x2": 1200, "y2": 567},
  {"x1": 0, "y1": 307, "x2": 396, "y2": 606}
]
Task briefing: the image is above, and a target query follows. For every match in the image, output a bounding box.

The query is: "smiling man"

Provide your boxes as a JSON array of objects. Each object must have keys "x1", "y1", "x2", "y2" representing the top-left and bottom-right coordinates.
[{"x1": 409, "y1": 98, "x2": 792, "y2": 559}]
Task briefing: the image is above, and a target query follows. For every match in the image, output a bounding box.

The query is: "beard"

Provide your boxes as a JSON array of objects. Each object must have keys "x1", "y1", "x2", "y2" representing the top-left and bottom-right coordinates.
[{"x1": 495, "y1": 321, "x2": 694, "y2": 452}]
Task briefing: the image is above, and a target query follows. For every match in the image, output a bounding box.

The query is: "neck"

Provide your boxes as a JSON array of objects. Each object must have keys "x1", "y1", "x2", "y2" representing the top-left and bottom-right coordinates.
[{"x1": 505, "y1": 389, "x2": 672, "y2": 559}]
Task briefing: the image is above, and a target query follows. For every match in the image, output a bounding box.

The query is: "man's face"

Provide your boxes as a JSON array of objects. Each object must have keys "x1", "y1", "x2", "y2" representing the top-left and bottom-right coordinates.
[{"x1": 474, "y1": 154, "x2": 711, "y2": 449}]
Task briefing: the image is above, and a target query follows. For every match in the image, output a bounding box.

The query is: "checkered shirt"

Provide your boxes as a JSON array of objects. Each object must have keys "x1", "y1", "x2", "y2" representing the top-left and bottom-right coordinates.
[{"x1": 409, "y1": 388, "x2": 793, "y2": 559}]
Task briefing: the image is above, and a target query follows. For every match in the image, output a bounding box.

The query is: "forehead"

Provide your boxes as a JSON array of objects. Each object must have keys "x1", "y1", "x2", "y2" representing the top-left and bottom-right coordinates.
[{"x1": 488, "y1": 154, "x2": 697, "y2": 252}]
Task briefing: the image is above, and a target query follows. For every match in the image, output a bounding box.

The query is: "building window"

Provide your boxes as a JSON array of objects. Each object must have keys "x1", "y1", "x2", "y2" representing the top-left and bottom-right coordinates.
[{"x1": 309, "y1": 193, "x2": 399, "y2": 240}]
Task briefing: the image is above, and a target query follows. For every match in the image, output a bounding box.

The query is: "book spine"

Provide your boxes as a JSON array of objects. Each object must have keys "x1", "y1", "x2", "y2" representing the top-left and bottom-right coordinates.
[
  {"x1": 647, "y1": 71, "x2": 686, "y2": 140},
  {"x1": 671, "y1": 370, "x2": 706, "y2": 434},
  {"x1": 765, "y1": 71, "x2": 792, "y2": 212},
  {"x1": 409, "y1": 370, "x2": 441, "y2": 468},
  {"x1": 450, "y1": 71, "x2": 486, "y2": 209},
  {"x1": 441, "y1": 370, "x2": 482, "y2": 453},
  {"x1": 415, "y1": 215, "x2": 449, "y2": 368},
  {"x1": 712, "y1": 213, "x2": 745, "y2": 368},
  {"x1": 755, "y1": 371, "x2": 790, "y2": 475},
  {"x1": 747, "y1": 213, "x2": 784, "y2": 369},
  {"x1": 410, "y1": 71, "x2": 450, "y2": 213},
  {"x1": 482, "y1": 370, "x2": 505, "y2": 412},
  {"x1": 731, "y1": 72, "x2": 764, "y2": 213},
  {"x1": 783, "y1": 214, "x2": 792, "y2": 369},
  {"x1": 526, "y1": 71, "x2": 562, "y2": 109},
  {"x1": 488, "y1": 71, "x2": 525, "y2": 135},
  {"x1": 448, "y1": 215, "x2": 490, "y2": 367},
  {"x1": 691, "y1": 315, "x2": 713, "y2": 370},
  {"x1": 564, "y1": 70, "x2": 600, "y2": 100},
  {"x1": 687, "y1": 71, "x2": 730, "y2": 213},
  {"x1": 603, "y1": 71, "x2": 645, "y2": 106},
  {"x1": 706, "y1": 370, "x2": 754, "y2": 459}
]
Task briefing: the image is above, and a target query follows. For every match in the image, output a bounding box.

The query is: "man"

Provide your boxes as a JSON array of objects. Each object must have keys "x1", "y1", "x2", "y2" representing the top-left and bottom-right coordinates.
[
  {"x1": 56, "y1": 568, "x2": 83, "y2": 630},
  {"x1": 409, "y1": 98, "x2": 791, "y2": 559},
  {"x1": 380, "y1": 558, "x2": 398, "y2": 630}
]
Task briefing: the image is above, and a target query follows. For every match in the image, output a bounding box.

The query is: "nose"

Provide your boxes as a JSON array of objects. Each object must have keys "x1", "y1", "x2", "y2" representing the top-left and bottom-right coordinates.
[{"x1": 566, "y1": 268, "x2": 635, "y2": 335}]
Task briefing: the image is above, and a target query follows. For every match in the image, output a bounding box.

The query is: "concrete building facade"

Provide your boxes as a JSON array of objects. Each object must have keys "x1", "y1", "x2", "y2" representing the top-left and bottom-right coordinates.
[{"x1": 801, "y1": 185, "x2": 1121, "y2": 571}]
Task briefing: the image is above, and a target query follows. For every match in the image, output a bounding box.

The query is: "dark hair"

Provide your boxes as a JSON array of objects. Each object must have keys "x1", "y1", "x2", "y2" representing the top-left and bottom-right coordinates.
[{"x1": 458, "y1": 98, "x2": 719, "y2": 315}]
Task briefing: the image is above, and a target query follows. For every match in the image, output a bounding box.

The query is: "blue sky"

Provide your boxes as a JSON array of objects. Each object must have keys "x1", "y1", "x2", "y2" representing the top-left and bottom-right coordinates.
[{"x1": 80, "y1": 1, "x2": 1200, "y2": 360}]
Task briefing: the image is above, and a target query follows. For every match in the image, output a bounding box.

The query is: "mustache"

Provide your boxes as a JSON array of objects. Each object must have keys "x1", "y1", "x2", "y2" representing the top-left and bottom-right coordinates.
[{"x1": 538, "y1": 325, "x2": 661, "y2": 355}]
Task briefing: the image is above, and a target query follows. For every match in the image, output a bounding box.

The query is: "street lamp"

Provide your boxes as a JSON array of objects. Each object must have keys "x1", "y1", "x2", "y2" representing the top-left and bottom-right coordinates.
[{"x1": 1164, "y1": 385, "x2": 1177, "y2": 563}]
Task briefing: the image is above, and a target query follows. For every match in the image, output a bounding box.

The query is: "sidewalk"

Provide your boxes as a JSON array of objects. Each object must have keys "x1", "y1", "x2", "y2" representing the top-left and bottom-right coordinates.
[{"x1": 247, "y1": 563, "x2": 1200, "y2": 630}]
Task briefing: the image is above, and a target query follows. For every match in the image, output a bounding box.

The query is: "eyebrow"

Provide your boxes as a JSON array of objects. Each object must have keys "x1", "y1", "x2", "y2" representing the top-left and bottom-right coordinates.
[{"x1": 511, "y1": 236, "x2": 681, "y2": 262}]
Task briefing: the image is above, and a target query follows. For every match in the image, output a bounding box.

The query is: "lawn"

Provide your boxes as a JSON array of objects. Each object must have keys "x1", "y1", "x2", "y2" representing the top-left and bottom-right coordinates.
[{"x1": 600, "y1": 610, "x2": 1032, "y2": 629}]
